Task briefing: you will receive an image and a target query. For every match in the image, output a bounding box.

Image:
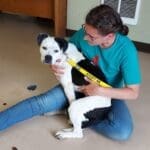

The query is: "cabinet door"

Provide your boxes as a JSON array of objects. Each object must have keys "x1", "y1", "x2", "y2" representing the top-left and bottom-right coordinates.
[{"x1": 0, "y1": 0, "x2": 54, "y2": 19}]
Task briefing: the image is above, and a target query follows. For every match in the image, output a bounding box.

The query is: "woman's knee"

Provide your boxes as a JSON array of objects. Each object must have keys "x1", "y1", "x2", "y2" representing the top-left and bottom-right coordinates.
[
  {"x1": 110, "y1": 123, "x2": 134, "y2": 141},
  {"x1": 109, "y1": 123, "x2": 133, "y2": 141},
  {"x1": 92, "y1": 118, "x2": 134, "y2": 141}
]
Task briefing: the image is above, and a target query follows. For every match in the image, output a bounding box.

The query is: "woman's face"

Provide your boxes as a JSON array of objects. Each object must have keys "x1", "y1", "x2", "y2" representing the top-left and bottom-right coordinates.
[{"x1": 82, "y1": 24, "x2": 109, "y2": 47}]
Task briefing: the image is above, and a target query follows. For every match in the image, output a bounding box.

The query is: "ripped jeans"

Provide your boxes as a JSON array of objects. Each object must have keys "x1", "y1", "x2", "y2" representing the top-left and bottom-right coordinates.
[{"x1": 0, "y1": 84, "x2": 133, "y2": 141}]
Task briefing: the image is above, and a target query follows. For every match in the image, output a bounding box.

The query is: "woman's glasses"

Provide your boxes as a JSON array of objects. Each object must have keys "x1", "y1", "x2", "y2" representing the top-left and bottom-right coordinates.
[{"x1": 82, "y1": 24, "x2": 100, "y2": 41}]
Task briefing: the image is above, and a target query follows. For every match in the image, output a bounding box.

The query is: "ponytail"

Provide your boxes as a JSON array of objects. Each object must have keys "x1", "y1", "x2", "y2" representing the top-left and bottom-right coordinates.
[{"x1": 119, "y1": 25, "x2": 129, "y2": 35}]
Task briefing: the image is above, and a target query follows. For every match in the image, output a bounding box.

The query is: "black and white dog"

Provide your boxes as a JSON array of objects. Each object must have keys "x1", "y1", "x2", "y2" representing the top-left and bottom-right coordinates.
[{"x1": 37, "y1": 33, "x2": 111, "y2": 139}]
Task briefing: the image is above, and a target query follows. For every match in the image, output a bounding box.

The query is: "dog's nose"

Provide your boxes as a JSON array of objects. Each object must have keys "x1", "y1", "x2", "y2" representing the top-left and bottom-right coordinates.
[{"x1": 45, "y1": 55, "x2": 52, "y2": 64}]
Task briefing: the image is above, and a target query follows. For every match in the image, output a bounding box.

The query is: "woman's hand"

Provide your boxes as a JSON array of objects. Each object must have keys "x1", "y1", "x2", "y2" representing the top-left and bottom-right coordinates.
[
  {"x1": 49, "y1": 64, "x2": 65, "y2": 80},
  {"x1": 78, "y1": 77, "x2": 101, "y2": 96}
]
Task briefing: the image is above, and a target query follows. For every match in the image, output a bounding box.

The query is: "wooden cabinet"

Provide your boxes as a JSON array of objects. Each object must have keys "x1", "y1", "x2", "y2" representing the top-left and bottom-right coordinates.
[{"x1": 0, "y1": 0, "x2": 67, "y2": 37}]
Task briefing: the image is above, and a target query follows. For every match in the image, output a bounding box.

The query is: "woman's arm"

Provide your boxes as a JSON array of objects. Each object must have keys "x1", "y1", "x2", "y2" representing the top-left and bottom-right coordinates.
[{"x1": 78, "y1": 79, "x2": 140, "y2": 100}]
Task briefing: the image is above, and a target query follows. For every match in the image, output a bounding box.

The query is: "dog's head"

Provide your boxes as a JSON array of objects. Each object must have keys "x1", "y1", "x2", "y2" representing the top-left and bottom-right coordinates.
[{"x1": 37, "y1": 33, "x2": 68, "y2": 65}]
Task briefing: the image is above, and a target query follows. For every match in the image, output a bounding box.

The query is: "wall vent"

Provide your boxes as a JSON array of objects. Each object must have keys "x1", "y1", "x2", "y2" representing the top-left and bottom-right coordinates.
[{"x1": 101, "y1": 0, "x2": 141, "y2": 25}]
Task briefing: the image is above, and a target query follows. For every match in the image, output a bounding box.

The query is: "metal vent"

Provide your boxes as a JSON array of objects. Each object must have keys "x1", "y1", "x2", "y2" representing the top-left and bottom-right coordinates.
[
  {"x1": 101, "y1": 0, "x2": 141, "y2": 25},
  {"x1": 101, "y1": 0, "x2": 119, "y2": 11}
]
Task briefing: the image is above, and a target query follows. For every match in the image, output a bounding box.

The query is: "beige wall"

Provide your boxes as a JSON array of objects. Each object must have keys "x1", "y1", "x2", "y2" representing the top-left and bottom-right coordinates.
[{"x1": 67, "y1": 0, "x2": 150, "y2": 44}]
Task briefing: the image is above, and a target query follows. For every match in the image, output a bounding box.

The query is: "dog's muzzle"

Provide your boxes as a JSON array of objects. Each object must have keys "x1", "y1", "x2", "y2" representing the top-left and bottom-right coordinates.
[{"x1": 44, "y1": 55, "x2": 52, "y2": 64}]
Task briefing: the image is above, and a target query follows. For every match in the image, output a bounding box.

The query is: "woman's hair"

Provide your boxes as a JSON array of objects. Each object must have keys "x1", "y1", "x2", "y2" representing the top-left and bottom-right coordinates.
[{"x1": 85, "y1": 4, "x2": 129, "y2": 35}]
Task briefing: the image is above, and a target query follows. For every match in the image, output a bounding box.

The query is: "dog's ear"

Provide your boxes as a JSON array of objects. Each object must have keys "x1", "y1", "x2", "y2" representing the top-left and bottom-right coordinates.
[
  {"x1": 37, "y1": 33, "x2": 49, "y2": 46},
  {"x1": 55, "y1": 37, "x2": 68, "y2": 52}
]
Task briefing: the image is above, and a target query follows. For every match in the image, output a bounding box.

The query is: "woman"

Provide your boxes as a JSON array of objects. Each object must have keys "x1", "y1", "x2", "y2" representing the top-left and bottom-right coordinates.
[{"x1": 0, "y1": 5, "x2": 141, "y2": 141}]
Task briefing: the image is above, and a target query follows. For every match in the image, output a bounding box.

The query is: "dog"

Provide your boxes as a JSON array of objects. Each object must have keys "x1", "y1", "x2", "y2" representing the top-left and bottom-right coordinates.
[{"x1": 37, "y1": 33, "x2": 111, "y2": 139}]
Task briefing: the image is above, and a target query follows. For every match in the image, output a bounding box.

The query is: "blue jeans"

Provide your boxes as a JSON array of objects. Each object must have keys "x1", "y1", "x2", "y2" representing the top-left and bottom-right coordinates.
[{"x1": 0, "y1": 85, "x2": 133, "y2": 141}]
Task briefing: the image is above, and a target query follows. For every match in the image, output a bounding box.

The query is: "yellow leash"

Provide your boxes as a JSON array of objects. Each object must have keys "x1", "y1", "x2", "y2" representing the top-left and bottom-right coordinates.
[{"x1": 67, "y1": 58, "x2": 111, "y2": 88}]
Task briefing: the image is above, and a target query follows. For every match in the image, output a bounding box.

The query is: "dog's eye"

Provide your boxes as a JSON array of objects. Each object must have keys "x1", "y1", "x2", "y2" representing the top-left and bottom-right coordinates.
[
  {"x1": 42, "y1": 46, "x2": 47, "y2": 50},
  {"x1": 54, "y1": 50, "x2": 59, "y2": 53}
]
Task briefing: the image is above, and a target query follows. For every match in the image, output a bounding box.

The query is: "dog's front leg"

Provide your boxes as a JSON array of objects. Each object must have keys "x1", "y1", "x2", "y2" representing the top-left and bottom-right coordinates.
[
  {"x1": 63, "y1": 83, "x2": 75, "y2": 104},
  {"x1": 60, "y1": 66, "x2": 75, "y2": 104}
]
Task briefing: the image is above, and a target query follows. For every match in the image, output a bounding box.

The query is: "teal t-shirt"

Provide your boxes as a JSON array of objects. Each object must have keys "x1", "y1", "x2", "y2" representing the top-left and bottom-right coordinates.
[{"x1": 69, "y1": 29, "x2": 142, "y2": 88}]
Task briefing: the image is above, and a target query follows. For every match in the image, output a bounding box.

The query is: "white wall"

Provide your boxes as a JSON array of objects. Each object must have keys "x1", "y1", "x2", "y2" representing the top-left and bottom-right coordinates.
[
  {"x1": 67, "y1": 0, "x2": 150, "y2": 44},
  {"x1": 128, "y1": 0, "x2": 150, "y2": 43},
  {"x1": 67, "y1": 0, "x2": 100, "y2": 30}
]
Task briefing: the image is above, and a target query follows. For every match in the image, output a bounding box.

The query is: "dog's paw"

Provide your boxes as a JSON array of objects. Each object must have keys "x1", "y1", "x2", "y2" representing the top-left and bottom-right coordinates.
[
  {"x1": 62, "y1": 128, "x2": 73, "y2": 132},
  {"x1": 55, "y1": 129, "x2": 83, "y2": 139}
]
